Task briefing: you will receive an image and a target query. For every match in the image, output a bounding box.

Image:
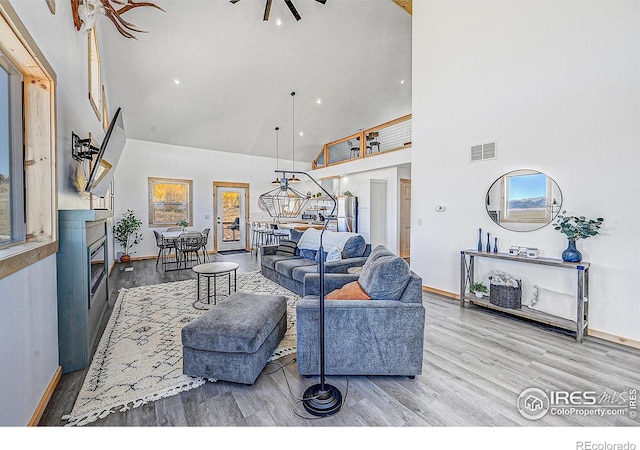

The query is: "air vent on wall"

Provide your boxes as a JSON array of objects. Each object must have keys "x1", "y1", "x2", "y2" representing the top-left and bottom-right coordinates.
[{"x1": 470, "y1": 141, "x2": 497, "y2": 162}]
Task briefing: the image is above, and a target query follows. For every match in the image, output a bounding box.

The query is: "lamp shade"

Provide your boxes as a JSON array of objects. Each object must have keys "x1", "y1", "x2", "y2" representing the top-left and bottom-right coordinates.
[{"x1": 259, "y1": 177, "x2": 310, "y2": 218}]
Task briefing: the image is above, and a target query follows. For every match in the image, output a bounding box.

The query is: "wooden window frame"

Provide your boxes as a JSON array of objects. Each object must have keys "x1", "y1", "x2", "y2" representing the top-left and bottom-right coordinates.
[
  {"x1": 148, "y1": 177, "x2": 194, "y2": 228},
  {"x1": 0, "y1": 4, "x2": 58, "y2": 280}
]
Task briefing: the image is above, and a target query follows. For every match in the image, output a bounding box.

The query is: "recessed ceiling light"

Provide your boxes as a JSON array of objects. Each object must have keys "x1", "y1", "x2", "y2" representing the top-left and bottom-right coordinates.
[
  {"x1": 316, "y1": 98, "x2": 322, "y2": 105},
  {"x1": 174, "y1": 79, "x2": 181, "y2": 85},
  {"x1": 299, "y1": 131, "x2": 304, "y2": 137},
  {"x1": 400, "y1": 79, "x2": 405, "y2": 85},
  {"x1": 276, "y1": 18, "x2": 282, "y2": 26}
]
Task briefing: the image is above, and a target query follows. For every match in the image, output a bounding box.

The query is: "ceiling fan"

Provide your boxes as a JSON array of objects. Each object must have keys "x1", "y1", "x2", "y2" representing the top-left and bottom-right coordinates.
[{"x1": 230, "y1": 0, "x2": 327, "y2": 22}]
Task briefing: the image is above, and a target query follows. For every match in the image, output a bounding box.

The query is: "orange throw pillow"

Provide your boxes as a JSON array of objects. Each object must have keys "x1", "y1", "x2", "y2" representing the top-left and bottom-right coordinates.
[{"x1": 325, "y1": 281, "x2": 371, "y2": 300}]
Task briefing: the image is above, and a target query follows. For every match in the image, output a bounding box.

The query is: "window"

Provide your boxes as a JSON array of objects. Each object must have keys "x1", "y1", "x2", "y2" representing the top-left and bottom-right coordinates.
[
  {"x1": 0, "y1": 3, "x2": 57, "y2": 280},
  {"x1": 148, "y1": 177, "x2": 193, "y2": 227},
  {"x1": 0, "y1": 51, "x2": 24, "y2": 248}
]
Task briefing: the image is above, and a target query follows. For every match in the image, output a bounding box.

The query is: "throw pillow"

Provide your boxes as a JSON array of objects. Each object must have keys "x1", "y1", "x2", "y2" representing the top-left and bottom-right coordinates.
[
  {"x1": 299, "y1": 248, "x2": 317, "y2": 260},
  {"x1": 325, "y1": 247, "x2": 342, "y2": 262},
  {"x1": 314, "y1": 247, "x2": 342, "y2": 263},
  {"x1": 276, "y1": 239, "x2": 297, "y2": 256},
  {"x1": 289, "y1": 229, "x2": 304, "y2": 243},
  {"x1": 341, "y1": 235, "x2": 367, "y2": 259},
  {"x1": 326, "y1": 281, "x2": 371, "y2": 300},
  {"x1": 358, "y1": 246, "x2": 412, "y2": 300}
]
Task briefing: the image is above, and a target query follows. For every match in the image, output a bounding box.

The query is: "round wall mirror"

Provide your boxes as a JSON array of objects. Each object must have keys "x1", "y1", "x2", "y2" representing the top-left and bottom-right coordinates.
[{"x1": 485, "y1": 169, "x2": 562, "y2": 232}]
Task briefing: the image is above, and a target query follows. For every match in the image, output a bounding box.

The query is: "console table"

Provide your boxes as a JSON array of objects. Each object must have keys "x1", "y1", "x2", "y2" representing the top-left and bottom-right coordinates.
[{"x1": 460, "y1": 250, "x2": 589, "y2": 342}]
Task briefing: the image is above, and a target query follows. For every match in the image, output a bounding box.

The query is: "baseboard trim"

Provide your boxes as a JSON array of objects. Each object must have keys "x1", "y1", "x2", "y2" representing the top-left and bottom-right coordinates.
[
  {"x1": 588, "y1": 329, "x2": 640, "y2": 350},
  {"x1": 29, "y1": 366, "x2": 61, "y2": 426},
  {"x1": 421, "y1": 285, "x2": 640, "y2": 350},
  {"x1": 422, "y1": 285, "x2": 458, "y2": 300}
]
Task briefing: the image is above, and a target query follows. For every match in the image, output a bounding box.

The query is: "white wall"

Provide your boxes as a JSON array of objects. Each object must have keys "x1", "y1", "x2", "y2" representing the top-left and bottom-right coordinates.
[
  {"x1": 412, "y1": 1, "x2": 640, "y2": 341},
  {"x1": 0, "y1": 1, "x2": 110, "y2": 425},
  {"x1": 0, "y1": 255, "x2": 58, "y2": 425},
  {"x1": 112, "y1": 139, "x2": 310, "y2": 258}
]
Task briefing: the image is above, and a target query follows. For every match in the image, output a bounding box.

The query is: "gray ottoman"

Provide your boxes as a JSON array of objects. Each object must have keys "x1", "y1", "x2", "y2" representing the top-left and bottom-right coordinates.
[{"x1": 181, "y1": 292, "x2": 287, "y2": 385}]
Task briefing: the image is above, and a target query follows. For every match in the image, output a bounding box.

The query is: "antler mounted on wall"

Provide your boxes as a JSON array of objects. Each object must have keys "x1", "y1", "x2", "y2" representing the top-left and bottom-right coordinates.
[{"x1": 72, "y1": 0, "x2": 165, "y2": 39}]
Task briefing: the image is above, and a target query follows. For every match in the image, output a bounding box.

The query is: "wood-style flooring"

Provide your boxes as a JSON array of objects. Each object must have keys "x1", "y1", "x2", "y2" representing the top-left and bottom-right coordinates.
[{"x1": 38, "y1": 253, "x2": 640, "y2": 428}]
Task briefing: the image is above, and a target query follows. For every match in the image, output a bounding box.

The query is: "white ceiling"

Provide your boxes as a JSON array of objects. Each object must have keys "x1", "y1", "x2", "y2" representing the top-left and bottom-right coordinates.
[{"x1": 98, "y1": 0, "x2": 412, "y2": 163}]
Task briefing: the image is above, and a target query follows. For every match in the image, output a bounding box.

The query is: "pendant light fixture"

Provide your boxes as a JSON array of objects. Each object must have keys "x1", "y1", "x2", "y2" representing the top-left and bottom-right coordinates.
[
  {"x1": 272, "y1": 127, "x2": 281, "y2": 184},
  {"x1": 288, "y1": 91, "x2": 301, "y2": 183}
]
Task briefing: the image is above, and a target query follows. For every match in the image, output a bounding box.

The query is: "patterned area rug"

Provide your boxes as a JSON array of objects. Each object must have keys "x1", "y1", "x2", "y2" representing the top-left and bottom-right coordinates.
[{"x1": 62, "y1": 271, "x2": 299, "y2": 426}]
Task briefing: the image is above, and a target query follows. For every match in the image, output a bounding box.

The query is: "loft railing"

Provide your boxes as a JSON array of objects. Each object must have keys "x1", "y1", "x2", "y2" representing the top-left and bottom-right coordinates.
[{"x1": 312, "y1": 114, "x2": 412, "y2": 169}]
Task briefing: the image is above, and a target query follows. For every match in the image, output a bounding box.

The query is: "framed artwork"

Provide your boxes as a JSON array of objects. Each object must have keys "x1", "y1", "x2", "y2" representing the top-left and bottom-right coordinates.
[
  {"x1": 88, "y1": 26, "x2": 102, "y2": 122},
  {"x1": 46, "y1": 0, "x2": 56, "y2": 14},
  {"x1": 102, "y1": 85, "x2": 109, "y2": 131}
]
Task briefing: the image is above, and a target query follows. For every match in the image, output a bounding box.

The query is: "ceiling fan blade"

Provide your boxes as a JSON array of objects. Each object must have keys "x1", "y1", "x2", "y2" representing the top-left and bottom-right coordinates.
[
  {"x1": 263, "y1": 0, "x2": 272, "y2": 21},
  {"x1": 284, "y1": 0, "x2": 301, "y2": 21},
  {"x1": 315, "y1": 0, "x2": 327, "y2": 4},
  {"x1": 230, "y1": 0, "x2": 240, "y2": 4}
]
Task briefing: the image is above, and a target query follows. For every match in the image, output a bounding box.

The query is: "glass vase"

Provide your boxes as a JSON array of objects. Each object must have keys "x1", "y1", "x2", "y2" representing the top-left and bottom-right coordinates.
[
  {"x1": 562, "y1": 239, "x2": 582, "y2": 262},
  {"x1": 477, "y1": 228, "x2": 483, "y2": 251}
]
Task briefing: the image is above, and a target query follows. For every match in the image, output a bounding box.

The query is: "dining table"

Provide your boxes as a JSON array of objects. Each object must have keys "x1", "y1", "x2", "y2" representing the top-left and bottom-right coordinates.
[{"x1": 160, "y1": 230, "x2": 201, "y2": 272}]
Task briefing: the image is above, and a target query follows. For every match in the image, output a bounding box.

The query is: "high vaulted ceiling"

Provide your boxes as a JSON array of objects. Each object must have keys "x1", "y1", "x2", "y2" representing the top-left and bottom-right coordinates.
[{"x1": 98, "y1": 0, "x2": 412, "y2": 163}]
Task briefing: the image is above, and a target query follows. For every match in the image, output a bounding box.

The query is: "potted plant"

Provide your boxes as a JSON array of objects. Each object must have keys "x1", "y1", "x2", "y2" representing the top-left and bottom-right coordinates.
[
  {"x1": 470, "y1": 282, "x2": 488, "y2": 298},
  {"x1": 552, "y1": 211, "x2": 604, "y2": 262},
  {"x1": 114, "y1": 209, "x2": 143, "y2": 262},
  {"x1": 176, "y1": 219, "x2": 189, "y2": 230}
]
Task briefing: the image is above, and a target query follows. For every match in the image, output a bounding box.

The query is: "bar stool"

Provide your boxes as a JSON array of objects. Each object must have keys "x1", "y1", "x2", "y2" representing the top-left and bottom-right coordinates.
[
  {"x1": 254, "y1": 222, "x2": 273, "y2": 258},
  {"x1": 250, "y1": 222, "x2": 259, "y2": 256},
  {"x1": 272, "y1": 224, "x2": 289, "y2": 244}
]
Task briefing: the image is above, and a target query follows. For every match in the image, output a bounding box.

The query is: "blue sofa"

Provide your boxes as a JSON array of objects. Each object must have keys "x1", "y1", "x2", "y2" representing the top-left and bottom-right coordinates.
[
  {"x1": 296, "y1": 245, "x2": 425, "y2": 377},
  {"x1": 260, "y1": 229, "x2": 371, "y2": 296}
]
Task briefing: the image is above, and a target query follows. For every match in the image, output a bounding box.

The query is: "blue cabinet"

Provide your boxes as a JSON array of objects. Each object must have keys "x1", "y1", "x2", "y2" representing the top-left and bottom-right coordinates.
[{"x1": 56, "y1": 209, "x2": 112, "y2": 373}]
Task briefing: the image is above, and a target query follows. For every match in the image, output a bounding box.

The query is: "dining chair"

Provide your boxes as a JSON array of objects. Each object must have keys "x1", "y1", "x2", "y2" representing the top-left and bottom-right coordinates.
[
  {"x1": 153, "y1": 230, "x2": 175, "y2": 269},
  {"x1": 175, "y1": 232, "x2": 204, "y2": 270},
  {"x1": 166, "y1": 227, "x2": 183, "y2": 232},
  {"x1": 200, "y1": 228, "x2": 211, "y2": 262}
]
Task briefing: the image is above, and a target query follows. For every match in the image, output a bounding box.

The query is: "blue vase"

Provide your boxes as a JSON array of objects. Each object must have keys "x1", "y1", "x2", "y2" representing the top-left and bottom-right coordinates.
[
  {"x1": 477, "y1": 229, "x2": 483, "y2": 251},
  {"x1": 493, "y1": 237, "x2": 498, "y2": 253},
  {"x1": 562, "y1": 239, "x2": 582, "y2": 262},
  {"x1": 486, "y1": 232, "x2": 491, "y2": 252}
]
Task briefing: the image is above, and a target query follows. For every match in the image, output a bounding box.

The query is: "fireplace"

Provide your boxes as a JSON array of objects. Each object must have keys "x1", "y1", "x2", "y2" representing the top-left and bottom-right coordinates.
[
  {"x1": 57, "y1": 209, "x2": 113, "y2": 373},
  {"x1": 89, "y1": 236, "x2": 107, "y2": 307}
]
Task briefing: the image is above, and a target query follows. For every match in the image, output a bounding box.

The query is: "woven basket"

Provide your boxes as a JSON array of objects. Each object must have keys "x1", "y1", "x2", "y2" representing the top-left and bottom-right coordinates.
[{"x1": 489, "y1": 279, "x2": 522, "y2": 309}]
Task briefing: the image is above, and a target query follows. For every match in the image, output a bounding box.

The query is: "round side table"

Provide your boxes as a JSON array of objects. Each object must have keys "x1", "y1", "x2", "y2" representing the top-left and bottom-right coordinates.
[{"x1": 192, "y1": 262, "x2": 240, "y2": 305}]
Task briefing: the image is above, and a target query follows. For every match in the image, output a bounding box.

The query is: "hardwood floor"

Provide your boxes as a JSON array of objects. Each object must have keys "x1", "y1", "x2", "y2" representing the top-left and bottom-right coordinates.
[{"x1": 38, "y1": 253, "x2": 640, "y2": 429}]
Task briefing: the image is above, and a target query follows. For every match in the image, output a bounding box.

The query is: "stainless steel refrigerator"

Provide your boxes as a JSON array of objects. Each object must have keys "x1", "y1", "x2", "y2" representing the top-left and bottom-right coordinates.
[{"x1": 335, "y1": 196, "x2": 358, "y2": 233}]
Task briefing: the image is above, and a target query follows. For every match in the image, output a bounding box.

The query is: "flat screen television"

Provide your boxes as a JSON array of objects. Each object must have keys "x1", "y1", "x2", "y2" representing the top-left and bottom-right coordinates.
[{"x1": 85, "y1": 107, "x2": 125, "y2": 197}]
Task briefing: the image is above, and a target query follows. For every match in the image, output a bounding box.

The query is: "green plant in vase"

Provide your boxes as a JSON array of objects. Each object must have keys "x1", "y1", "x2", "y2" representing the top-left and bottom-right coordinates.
[
  {"x1": 114, "y1": 209, "x2": 143, "y2": 262},
  {"x1": 176, "y1": 219, "x2": 189, "y2": 229},
  {"x1": 552, "y1": 211, "x2": 603, "y2": 263}
]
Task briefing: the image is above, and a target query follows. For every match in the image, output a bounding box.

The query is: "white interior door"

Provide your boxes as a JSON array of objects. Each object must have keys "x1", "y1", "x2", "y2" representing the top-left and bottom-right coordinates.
[{"x1": 215, "y1": 186, "x2": 247, "y2": 252}]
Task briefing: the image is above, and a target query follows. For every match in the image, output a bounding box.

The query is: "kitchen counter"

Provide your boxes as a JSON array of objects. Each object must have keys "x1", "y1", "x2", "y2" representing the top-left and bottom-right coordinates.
[{"x1": 276, "y1": 222, "x2": 325, "y2": 231}]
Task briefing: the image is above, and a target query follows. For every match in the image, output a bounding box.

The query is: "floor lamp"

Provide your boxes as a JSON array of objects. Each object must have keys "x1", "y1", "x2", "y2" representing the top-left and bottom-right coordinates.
[{"x1": 259, "y1": 169, "x2": 343, "y2": 416}]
